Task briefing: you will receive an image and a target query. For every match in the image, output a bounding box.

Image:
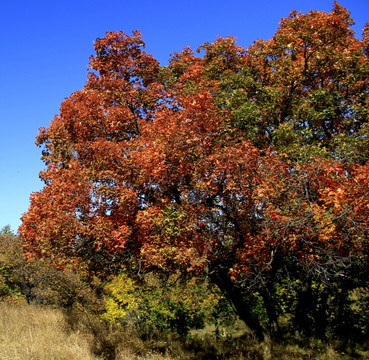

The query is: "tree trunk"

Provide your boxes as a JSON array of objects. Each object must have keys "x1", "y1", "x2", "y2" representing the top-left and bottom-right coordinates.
[
  {"x1": 260, "y1": 287, "x2": 280, "y2": 339},
  {"x1": 294, "y1": 277, "x2": 314, "y2": 336},
  {"x1": 259, "y1": 250, "x2": 281, "y2": 339},
  {"x1": 313, "y1": 287, "x2": 330, "y2": 340},
  {"x1": 335, "y1": 286, "x2": 349, "y2": 340},
  {"x1": 209, "y1": 269, "x2": 267, "y2": 341}
]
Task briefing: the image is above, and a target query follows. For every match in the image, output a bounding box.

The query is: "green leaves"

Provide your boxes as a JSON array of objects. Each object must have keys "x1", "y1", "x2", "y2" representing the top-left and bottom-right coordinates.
[{"x1": 102, "y1": 271, "x2": 228, "y2": 336}]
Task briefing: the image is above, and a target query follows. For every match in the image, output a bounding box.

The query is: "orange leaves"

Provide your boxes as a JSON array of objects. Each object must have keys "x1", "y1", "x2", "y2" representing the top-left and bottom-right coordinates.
[
  {"x1": 20, "y1": 8, "x2": 369, "y2": 287},
  {"x1": 244, "y1": 154, "x2": 366, "y2": 264},
  {"x1": 196, "y1": 140, "x2": 260, "y2": 197},
  {"x1": 89, "y1": 30, "x2": 160, "y2": 86},
  {"x1": 139, "y1": 207, "x2": 209, "y2": 274},
  {"x1": 19, "y1": 161, "x2": 91, "y2": 263}
]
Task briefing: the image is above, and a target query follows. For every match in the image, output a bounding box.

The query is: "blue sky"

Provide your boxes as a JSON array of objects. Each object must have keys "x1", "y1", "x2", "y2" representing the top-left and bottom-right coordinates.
[{"x1": 1, "y1": 0, "x2": 368, "y2": 233}]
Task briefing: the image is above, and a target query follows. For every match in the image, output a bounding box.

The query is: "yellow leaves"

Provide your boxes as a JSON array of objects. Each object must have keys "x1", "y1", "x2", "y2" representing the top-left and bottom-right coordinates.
[
  {"x1": 102, "y1": 273, "x2": 139, "y2": 324},
  {"x1": 103, "y1": 298, "x2": 127, "y2": 322},
  {"x1": 102, "y1": 271, "x2": 222, "y2": 334},
  {"x1": 310, "y1": 204, "x2": 337, "y2": 242}
]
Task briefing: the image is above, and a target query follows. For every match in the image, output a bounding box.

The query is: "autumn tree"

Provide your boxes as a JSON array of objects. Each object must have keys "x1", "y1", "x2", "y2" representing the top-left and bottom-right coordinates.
[{"x1": 20, "y1": 3, "x2": 369, "y2": 340}]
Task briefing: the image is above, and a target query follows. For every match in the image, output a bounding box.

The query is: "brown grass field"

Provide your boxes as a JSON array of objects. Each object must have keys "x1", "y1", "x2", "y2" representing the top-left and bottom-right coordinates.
[{"x1": 0, "y1": 302, "x2": 97, "y2": 360}]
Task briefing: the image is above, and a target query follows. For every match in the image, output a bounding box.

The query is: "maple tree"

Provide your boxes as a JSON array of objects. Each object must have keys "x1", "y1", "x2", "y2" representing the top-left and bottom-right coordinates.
[{"x1": 20, "y1": 3, "x2": 369, "y2": 340}]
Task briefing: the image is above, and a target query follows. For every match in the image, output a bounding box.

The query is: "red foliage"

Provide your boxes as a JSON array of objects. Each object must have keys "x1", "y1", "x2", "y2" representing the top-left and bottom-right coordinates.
[{"x1": 20, "y1": 6, "x2": 369, "y2": 289}]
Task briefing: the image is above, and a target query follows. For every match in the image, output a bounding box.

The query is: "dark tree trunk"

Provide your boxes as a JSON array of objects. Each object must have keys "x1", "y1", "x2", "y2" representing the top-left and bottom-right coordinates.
[
  {"x1": 209, "y1": 268, "x2": 267, "y2": 341},
  {"x1": 260, "y1": 287, "x2": 280, "y2": 339},
  {"x1": 294, "y1": 277, "x2": 314, "y2": 336},
  {"x1": 259, "y1": 250, "x2": 281, "y2": 339},
  {"x1": 335, "y1": 286, "x2": 350, "y2": 340},
  {"x1": 313, "y1": 287, "x2": 330, "y2": 340}
]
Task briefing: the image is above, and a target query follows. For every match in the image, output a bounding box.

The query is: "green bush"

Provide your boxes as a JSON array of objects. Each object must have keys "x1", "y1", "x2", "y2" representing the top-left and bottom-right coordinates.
[
  {"x1": 0, "y1": 227, "x2": 101, "y2": 311},
  {"x1": 102, "y1": 271, "x2": 235, "y2": 336}
]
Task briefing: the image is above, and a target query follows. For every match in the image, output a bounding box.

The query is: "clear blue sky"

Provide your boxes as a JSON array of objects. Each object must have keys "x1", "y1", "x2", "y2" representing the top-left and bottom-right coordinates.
[{"x1": 1, "y1": 0, "x2": 368, "y2": 233}]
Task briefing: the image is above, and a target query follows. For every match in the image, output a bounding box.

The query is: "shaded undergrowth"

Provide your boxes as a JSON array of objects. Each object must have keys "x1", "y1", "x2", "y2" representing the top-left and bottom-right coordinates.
[{"x1": 62, "y1": 306, "x2": 369, "y2": 360}]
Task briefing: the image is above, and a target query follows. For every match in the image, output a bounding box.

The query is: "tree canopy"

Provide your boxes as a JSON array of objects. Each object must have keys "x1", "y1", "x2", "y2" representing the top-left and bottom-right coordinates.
[{"x1": 20, "y1": 2, "x2": 369, "y2": 340}]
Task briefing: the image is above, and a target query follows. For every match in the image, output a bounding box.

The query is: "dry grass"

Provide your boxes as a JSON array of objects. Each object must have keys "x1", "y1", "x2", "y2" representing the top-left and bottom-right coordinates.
[
  {"x1": 0, "y1": 302, "x2": 97, "y2": 360},
  {"x1": 0, "y1": 301, "x2": 178, "y2": 360}
]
